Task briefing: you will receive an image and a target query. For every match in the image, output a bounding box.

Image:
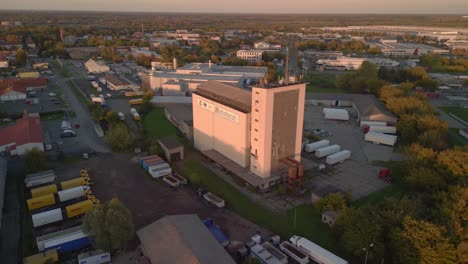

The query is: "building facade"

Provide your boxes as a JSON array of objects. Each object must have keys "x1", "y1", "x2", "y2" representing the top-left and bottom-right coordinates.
[{"x1": 236, "y1": 50, "x2": 264, "y2": 62}]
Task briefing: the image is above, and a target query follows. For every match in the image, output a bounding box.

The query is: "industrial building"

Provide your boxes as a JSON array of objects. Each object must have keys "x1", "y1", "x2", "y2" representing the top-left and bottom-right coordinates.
[
  {"x1": 236, "y1": 49, "x2": 264, "y2": 62},
  {"x1": 306, "y1": 93, "x2": 397, "y2": 123},
  {"x1": 0, "y1": 113, "x2": 44, "y2": 155},
  {"x1": 137, "y1": 214, "x2": 235, "y2": 264},
  {"x1": 148, "y1": 62, "x2": 267, "y2": 96},
  {"x1": 0, "y1": 78, "x2": 47, "y2": 101},
  {"x1": 103, "y1": 75, "x2": 137, "y2": 91},
  {"x1": 84, "y1": 59, "x2": 110, "y2": 74},
  {"x1": 192, "y1": 81, "x2": 306, "y2": 189},
  {"x1": 316, "y1": 56, "x2": 399, "y2": 70},
  {"x1": 164, "y1": 104, "x2": 193, "y2": 140},
  {"x1": 368, "y1": 39, "x2": 448, "y2": 56}
]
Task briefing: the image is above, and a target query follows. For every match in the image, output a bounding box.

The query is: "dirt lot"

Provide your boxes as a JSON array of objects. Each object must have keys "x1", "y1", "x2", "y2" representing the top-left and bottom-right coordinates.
[{"x1": 52, "y1": 153, "x2": 272, "y2": 244}]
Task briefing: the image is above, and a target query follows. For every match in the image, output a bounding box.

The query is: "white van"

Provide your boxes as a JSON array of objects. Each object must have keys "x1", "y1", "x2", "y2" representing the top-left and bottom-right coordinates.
[{"x1": 61, "y1": 120, "x2": 71, "y2": 130}]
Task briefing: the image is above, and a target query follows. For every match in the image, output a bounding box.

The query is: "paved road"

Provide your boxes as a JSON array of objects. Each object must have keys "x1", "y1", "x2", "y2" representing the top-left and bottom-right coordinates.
[
  {"x1": 0, "y1": 159, "x2": 22, "y2": 264},
  {"x1": 50, "y1": 60, "x2": 110, "y2": 153}
]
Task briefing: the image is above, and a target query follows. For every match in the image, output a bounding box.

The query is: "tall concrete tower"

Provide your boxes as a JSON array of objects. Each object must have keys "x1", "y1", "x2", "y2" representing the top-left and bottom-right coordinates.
[{"x1": 249, "y1": 83, "x2": 306, "y2": 178}]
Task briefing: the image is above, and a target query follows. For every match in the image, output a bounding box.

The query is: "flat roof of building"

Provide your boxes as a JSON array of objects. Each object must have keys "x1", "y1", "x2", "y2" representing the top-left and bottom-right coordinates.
[
  {"x1": 165, "y1": 104, "x2": 193, "y2": 122},
  {"x1": 153, "y1": 71, "x2": 243, "y2": 82},
  {"x1": 150, "y1": 96, "x2": 193, "y2": 105},
  {"x1": 306, "y1": 93, "x2": 397, "y2": 122},
  {"x1": 158, "y1": 136, "x2": 183, "y2": 150},
  {"x1": 194, "y1": 81, "x2": 252, "y2": 113},
  {"x1": 103, "y1": 75, "x2": 131, "y2": 86},
  {"x1": 176, "y1": 63, "x2": 267, "y2": 75},
  {"x1": 137, "y1": 214, "x2": 235, "y2": 264}
]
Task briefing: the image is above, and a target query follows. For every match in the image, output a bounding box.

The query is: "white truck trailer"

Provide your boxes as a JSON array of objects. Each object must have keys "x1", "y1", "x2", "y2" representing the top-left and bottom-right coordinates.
[
  {"x1": 32, "y1": 208, "x2": 63, "y2": 228},
  {"x1": 250, "y1": 244, "x2": 283, "y2": 264},
  {"x1": 369, "y1": 125, "x2": 397, "y2": 134},
  {"x1": 360, "y1": 120, "x2": 387, "y2": 127},
  {"x1": 57, "y1": 186, "x2": 86, "y2": 203},
  {"x1": 90, "y1": 81, "x2": 99, "y2": 88},
  {"x1": 322, "y1": 108, "x2": 348, "y2": 114},
  {"x1": 325, "y1": 112, "x2": 349, "y2": 121},
  {"x1": 203, "y1": 192, "x2": 225, "y2": 208},
  {"x1": 289, "y1": 235, "x2": 348, "y2": 264},
  {"x1": 305, "y1": 140, "x2": 330, "y2": 153},
  {"x1": 148, "y1": 165, "x2": 172, "y2": 179},
  {"x1": 315, "y1": 145, "x2": 341, "y2": 158},
  {"x1": 25, "y1": 170, "x2": 56, "y2": 188},
  {"x1": 365, "y1": 132, "x2": 397, "y2": 146},
  {"x1": 78, "y1": 250, "x2": 111, "y2": 264},
  {"x1": 326, "y1": 150, "x2": 351, "y2": 165}
]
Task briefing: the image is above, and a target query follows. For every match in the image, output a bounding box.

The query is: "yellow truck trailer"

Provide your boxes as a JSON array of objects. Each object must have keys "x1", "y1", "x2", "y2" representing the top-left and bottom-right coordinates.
[
  {"x1": 60, "y1": 177, "x2": 85, "y2": 190},
  {"x1": 65, "y1": 200, "x2": 93, "y2": 218},
  {"x1": 31, "y1": 184, "x2": 58, "y2": 198},
  {"x1": 23, "y1": 249, "x2": 58, "y2": 264},
  {"x1": 128, "y1": 98, "x2": 143, "y2": 105},
  {"x1": 27, "y1": 194, "x2": 56, "y2": 211}
]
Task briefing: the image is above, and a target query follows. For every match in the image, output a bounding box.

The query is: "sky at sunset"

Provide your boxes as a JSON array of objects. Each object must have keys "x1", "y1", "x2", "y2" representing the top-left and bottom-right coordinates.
[{"x1": 2, "y1": 0, "x2": 468, "y2": 14}]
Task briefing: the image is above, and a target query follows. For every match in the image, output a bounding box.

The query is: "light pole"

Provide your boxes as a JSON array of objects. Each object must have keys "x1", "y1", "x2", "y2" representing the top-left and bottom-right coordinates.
[{"x1": 363, "y1": 243, "x2": 374, "y2": 264}]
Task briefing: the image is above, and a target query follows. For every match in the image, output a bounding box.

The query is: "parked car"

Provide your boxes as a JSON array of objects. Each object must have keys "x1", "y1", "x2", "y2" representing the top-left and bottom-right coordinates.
[
  {"x1": 48, "y1": 92, "x2": 57, "y2": 97},
  {"x1": 60, "y1": 130, "x2": 76, "y2": 138}
]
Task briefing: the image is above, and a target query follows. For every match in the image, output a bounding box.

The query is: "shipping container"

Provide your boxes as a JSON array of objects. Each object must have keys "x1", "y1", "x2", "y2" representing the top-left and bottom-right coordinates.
[
  {"x1": 172, "y1": 173, "x2": 188, "y2": 185},
  {"x1": 44, "y1": 231, "x2": 90, "y2": 253},
  {"x1": 322, "y1": 108, "x2": 348, "y2": 114},
  {"x1": 32, "y1": 208, "x2": 63, "y2": 228},
  {"x1": 359, "y1": 120, "x2": 387, "y2": 127},
  {"x1": 324, "y1": 112, "x2": 349, "y2": 121},
  {"x1": 326, "y1": 150, "x2": 351, "y2": 165},
  {"x1": 23, "y1": 249, "x2": 59, "y2": 264},
  {"x1": 364, "y1": 132, "x2": 397, "y2": 146},
  {"x1": 138, "y1": 155, "x2": 161, "y2": 165},
  {"x1": 369, "y1": 126, "x2": 397, "y2": 134},
  {"x1": 78, "y1": 250, "x2": 111, "y2": 264},
  {"x1": 27, "y1": 194, "x2": 56, "y2": 211},
  {"x1": 290, "y1": 235, "x2": 348, "y2": 264},
  {"x1": 262, "y1": 242, "x2": 288, "y2": 264},
  {"x1": 305, "y1": 140, "x2": 330, "y2": 153},
  {"x1": 31, "y1": 184, "x2": 58, "y2": 198},
  {"x1": 203, "y1": 192, "x2": 225, "y2": 208},
  {"x1": 58, "y1": 186, "x2": 86, "y2": 203},
  {"x1": 129, "y1": 98, "x2": 143, "y2": 105},
  {"x1": 250, "y1": 244, "x2": 283, "y2": 264},
  {"x1": 25, "y1": 170, "x2": 56, "y2": 188},
  {"x1": 280, "y1": 241, "x2": 309, "y2": 264},
  {"x1": 163, "y1": 175, "x2": 180, "y2": 187},
  {"x1": 149, "y1": 166, "x2": 172, "y2": 179},
  {"x1": 146, "y1": 161, "x2": 169, "y2": 171},
  {"x1": 65, "y1": 200, "x2": 93, "y2": 218},
  {"x1": 61, "y1": 178, "x2": 86, "y2": 190},
  {"x1": 315, "y1": 145, "x2": 341, "y2": 158}
]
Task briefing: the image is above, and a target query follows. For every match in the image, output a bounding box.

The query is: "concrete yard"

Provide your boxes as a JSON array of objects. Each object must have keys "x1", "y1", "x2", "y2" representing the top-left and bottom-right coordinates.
[
  {"x1": 302, "y1": 105, "x2": 395, "y2": 200},
  {"x1": 52, "y1": 153, "x2": 272, "y2": 245}
]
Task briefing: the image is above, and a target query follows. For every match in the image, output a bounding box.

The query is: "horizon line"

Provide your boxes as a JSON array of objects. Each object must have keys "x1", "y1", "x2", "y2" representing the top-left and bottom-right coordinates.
[{"x1": 0, "y1": 9, "x2": 467, "y2": 16}]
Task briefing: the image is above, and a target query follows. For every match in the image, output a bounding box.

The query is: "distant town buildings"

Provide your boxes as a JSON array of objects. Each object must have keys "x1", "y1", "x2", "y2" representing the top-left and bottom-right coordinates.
[
  {"x1": 0, "y1": 78, "x2": 47, "y2": 101},
  {"x1": 103, "y1": 75, "x2": 137, "y2": 91},
  {"x1": 369, "y1": 39, "x2": 448, "y2": 56},
  {"x1": 0, "y1": 113, "x2": 44, "y2": 155},
  {"x1": 85, "y1": 59, "x2": 110, "y2": 74},
  {"x1": 236, "y1": 50, "x2": 264, "y2": 62},
  {"x1": 254, "y1": 42, "x2": 281, "y2": 50},
  {"x1": 316, "y1": 56, "x2": 399, "y2": 70}
]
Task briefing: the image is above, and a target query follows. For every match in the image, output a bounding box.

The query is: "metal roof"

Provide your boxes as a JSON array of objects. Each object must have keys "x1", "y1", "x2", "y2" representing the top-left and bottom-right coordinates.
[
  {"x1": 158, "y1": 136, "x2": 183, "y2": 150},
  {"x1": 137, "y1": 214, "x2": 235, "y2": 264},
  {"x1": 194, "y1": 81, "x2": 252, "y2": 113}
]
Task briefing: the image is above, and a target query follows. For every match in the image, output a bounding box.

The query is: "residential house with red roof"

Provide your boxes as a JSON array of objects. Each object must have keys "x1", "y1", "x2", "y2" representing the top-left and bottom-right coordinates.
[
  {"x1": 0, "y1": 78, "x2": 47, "y2": 101},
  {"x1": 0, "y1": 113, "x2": 44, "y2": 155}
]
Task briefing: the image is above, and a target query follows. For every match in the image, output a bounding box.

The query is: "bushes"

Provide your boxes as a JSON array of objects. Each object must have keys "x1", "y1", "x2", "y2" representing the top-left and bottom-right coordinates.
[{"x1": 105, "y1": 123, "x2": 134, "y2": 152}]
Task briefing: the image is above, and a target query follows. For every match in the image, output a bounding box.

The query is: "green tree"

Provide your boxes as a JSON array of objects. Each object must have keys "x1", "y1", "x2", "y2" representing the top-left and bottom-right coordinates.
[
  {"x1": 23, "y1": 148, "x2": 48, "y2": 174},
  {"x1": 315, "y1": 193, "x2": 347, "y2": 213},
  {"x1": 390, "y1": 217, "x2": 458, "y2": 264},
  {"x1": 83, "y1": 198, "x2": 134, "y2": 252},
  {"x1": 367, "y1": 46, "x2": 382, "y2": 54},
  {"x1": 105, "y1": 123, "x2": 134, "y2": 151},
  {"x1": 15, "y1": 48, "x2": 27, "y2": 66},
  {"x1": 436, "y1": 149, "x2": 468, "y2": 177}
]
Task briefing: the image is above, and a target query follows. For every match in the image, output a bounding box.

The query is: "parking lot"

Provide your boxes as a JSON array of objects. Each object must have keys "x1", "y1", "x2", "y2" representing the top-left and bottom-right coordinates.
[
  {"x1": 52, "y1": 153, "x2": 272, "y2": 244},
  {"x1": 302, "y1": 105, "x2": 397, "y2": 200}
]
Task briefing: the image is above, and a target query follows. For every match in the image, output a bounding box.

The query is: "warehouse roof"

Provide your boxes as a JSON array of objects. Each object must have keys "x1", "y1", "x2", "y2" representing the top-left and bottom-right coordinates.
[
  {"x1": 150, "y1": 96, "x2": 193, "y2": 105},
  {"x1": 0, "y1": 114, "x2": 44, "y2": 148},
  {"x1": 103, "y1": 75, "x2": 131, "y2": 86},
  {"x1": 165, "y1": 104, "x2": 193, "y2": 122},
  {"x1": 137, "y1": 214, "x2": 235, "y2": 264},
  {"x1": 158, "y1": 136, "x2": 183, "y2": 150},
  {"x1": 194, "y1": 81, "x2": 252, "y2": 113},
  {"x1": 306, "y1": 93, "x2": 397, "y2": 122}
]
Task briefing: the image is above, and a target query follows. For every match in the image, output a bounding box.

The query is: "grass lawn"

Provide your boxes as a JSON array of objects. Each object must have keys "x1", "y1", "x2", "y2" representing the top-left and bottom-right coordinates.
[
  {"x1": 305, "y1": 72, "x2": 348, "y2": 94},
  {"x1": 448, "y1": 128, "x2": 468, "y2": 147},
  {"x1": 179, "y1": 159, "x2": 338, "y2": 252},
  {"x1": 307, "y1": 85, "x2": 348, "y2": 93},
  {"x1": 439, "y1": 106, "x2": 468, "y2": 123},
  {"x1": 143, "y1": 108, "x2": 178, "y2": 139}
]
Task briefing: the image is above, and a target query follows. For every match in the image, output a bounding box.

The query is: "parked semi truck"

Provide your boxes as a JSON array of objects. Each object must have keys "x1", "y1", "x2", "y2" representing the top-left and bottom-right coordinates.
[
  {"x1": 365, "y1": 132, "x2": 397, "y2": 146},
  {"x1": 289, "y1": 235, "x2": 348, "y2": 264},
  {"x1": 58, "y1": 186, "x2": 86, "y2": 203},
  {"x1": 315, "y1": 145, "x2": 341, "y2": 158},
  {"x1": 65, "y1": 200, "x2": 94, "y2": 218},
  {"x1": 23, "y1": 249, "x2": 59, "y2": 264},
  {"x1": 129, "y1": 98, "x2": 143, "y2": 105},
  {"x1": 36, "y1": 226, "x2": 90, "y2": 253},
  {"x1": 305, "y1": 140, "x2": 329, "y2": 153},
  {"x1": 360, "y1": 120, "x2": 387, "y2": 127},
  {"x1": 32, "y1": 208, "x2": 63, "y2": 228},
  {"x1": 61, "y1": 177, "x2": 86, "y2": 190},
  {"x1": 326, "y1": 150, "x2": 351, "y2": 165},
  {"x1": 25, "y1": 170, "x2": 56, "y2": 188},
  {"x1": 203, "y1": 192, "x2": 225, "y2": 208},
  {"x1": 27, "y1": 194, "x2": 56, "y2": 211},
  {"x1": 280, "y1": 241, "x2": 309, "y2": 264},
  {"x1": 31, "y1": 184, "x2": 58, "y2": 198},
  {"x1": 369, "y1": 125, "x2": 397, "y2": 134}
]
